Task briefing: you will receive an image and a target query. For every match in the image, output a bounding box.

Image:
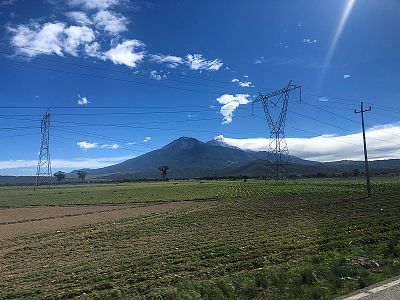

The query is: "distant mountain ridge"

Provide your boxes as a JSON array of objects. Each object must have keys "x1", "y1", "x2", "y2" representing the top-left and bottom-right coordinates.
[
  {"x1": 1, "y1": 136, "x2": 400, "y2": 184},
  {"x1": 88, "y1": 137, "x2": 280, "y2": 178},
  {"x1": 75, "y1": 136, "x2": 400, "y2": 179}
]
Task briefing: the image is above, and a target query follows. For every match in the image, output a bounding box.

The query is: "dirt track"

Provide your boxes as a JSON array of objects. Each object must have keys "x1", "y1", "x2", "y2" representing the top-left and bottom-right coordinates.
[{"x1": 0, "y1": 201, "x2": 208, "y2": 240}]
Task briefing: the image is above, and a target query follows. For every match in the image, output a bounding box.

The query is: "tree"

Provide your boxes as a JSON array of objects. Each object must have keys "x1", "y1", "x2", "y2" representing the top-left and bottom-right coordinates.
[
  {"x1": 158, "y1": 165, "x2": 169, "y2": 181},
  {"x1": 76, "y1": 170, "x2": 87, "y2": 184},
  {"x1": 53, "y1": 171, "x2": 66, "y2": 184}
]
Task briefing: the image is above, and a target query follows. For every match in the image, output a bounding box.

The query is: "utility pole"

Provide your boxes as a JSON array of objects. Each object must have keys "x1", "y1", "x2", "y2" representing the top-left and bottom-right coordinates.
[
  {"x1": 253, "y1": 81, "x2": 301, "y2": 182},
  {"x1": 355, "y1": 102, "x2": 371, "y2": 198},
  {"x1": 35, "y1": 110, "x2": 52, "y2": 189}
]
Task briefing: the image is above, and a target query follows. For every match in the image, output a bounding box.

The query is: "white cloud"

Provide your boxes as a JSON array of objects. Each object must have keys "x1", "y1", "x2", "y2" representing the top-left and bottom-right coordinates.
[
  {"x1": 150, "y1": 54, "x2": 184, "y2": 68},
  {"x1": 77, "y1": 94, "x2": 90, "y2": 105},
  {"x1": 186, "y1": 54, "x2": 223, "y2": 71},
  {"x1": 84, "y1": 41, "x2": 102, "y2": 58},
  {"x1": 216, "y1": 94, "x2": 251, "y2": 124},
  {"x1": 9, "y1": 22, "x2": 66, "y2": 57},
  {"x1": 0, "y1": 155, "x2": 132, "y2": 175},
  {"x1": 255, "y1": 56, "x2": 265, "y2": 64},
  {"x1": 67, "y1": 0, "x2": 121, "y2": 10},
  {"x1": 100, "y1": 143, "x2": 120, "y2": 149},
  {"x1": 104, "y1": 40, "x2": 145, "y2": 67},
  {"x1": 344, "y1": 74, "x2": 351, "y2": 79},
  {"x1": 318, "y1": 96, "x2": 329, "y2": 102},
  {"x1": 143, "y1": 136, "x2": 151, "y2": 142},
  {"x1": 151, "y1": 53, "x2": 223, "y2": 71},
  {"x1": 77, "y1": 141, "x2": 120, "y2": 150},
  {"x1": 150, "y1": 70, "x2": 166, "y2": 81},
  {"x1": 64, "y1": 25, "x2": 96, "y2": 55},
  {"x1": 127, "y1": 141, "x2": 136, "y2": 145},
  {"x1": 65, "y1": 11, "x2": 92, "y2": 25},
  {"x1": 77, "y1": 141, "x2": 98, "y2": 149},
  {"x1": 239, "y1": 81, "x2": 253, "y2": 88},
  {"x1": 303, "y1": 38, "x2": 317, "y2": 44},
  {"x1": 213, "y1": 123, "x2": 400, "y2": 161},
  {"x1": 8, "y1": 22, "x2": 97, "y2": 57},
  {"x1": 231, "y1": 78, "x2": 254, "y2": 88},
  {"x1": 93, "y1": 10, "x2": 127, "y2": 35},
  {"x1": 243, "y1": 75, "x2": 249, "y2": 78},
  {"x1": 1, "y1": 0, "x2": 16, "y2": 6}
]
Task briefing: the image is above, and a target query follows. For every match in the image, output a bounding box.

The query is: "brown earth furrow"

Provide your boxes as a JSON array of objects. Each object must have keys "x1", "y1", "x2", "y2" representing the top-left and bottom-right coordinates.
[{"x1": 0, "y1": 200, "x2": 211, "y2": 241}]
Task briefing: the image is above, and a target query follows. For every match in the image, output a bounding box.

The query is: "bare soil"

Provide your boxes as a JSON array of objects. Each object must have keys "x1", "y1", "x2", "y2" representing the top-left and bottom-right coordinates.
[{"x1": 0, "y1": 201, "x2": 208, "y2": 240}]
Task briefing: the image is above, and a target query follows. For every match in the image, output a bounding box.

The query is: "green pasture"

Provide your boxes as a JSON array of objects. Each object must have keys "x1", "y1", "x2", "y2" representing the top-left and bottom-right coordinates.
[
  {"x1": 1, "y1": 178, "x2": 400, "y2": 299},
  {"x1": 1, "y1": 177, "x2": 397, "y2": 207}
]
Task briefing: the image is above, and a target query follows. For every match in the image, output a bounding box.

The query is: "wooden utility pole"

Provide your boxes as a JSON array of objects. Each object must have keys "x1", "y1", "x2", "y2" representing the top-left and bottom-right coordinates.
[{"x1": 355, "y1": 102, "x2": 372, "y2": 198}]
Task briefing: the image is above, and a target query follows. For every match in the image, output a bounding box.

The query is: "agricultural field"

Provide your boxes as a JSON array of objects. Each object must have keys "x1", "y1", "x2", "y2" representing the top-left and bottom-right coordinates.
[{"x1": 1, "y1": 178, "x2": 400, "y2": 299}]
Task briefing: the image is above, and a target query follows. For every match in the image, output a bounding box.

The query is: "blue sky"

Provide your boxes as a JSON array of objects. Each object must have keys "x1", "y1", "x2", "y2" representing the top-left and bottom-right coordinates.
[{"x1": 0, "y1": 0, "x2": 400, "y2": 175}]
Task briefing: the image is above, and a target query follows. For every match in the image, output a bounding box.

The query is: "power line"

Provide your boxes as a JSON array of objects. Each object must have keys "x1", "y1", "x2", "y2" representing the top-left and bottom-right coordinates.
[
  {"x1": 52, "y1": 134, "x2": 147, "y2": 154},
  {"x1": 0, "y1": 133, "x2": 39, "y2": 138},
  {"x1": 0, "y1": 49, "x2": 231, "y2": 91},
  {"x1": 265, "y1": 116, "x2": 400, "y2": 158},
  {"x1": 2, "y1": 45, "x2": 231, "y2": 85},
  {"x1": 0, "y1": 59, "x2": 226, "y2": 95}
]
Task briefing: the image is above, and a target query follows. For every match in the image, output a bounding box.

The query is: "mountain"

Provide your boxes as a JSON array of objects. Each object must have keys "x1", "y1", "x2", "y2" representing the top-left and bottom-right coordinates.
[
  {"x1": 85, "y1": 136, "x2": 316, "y2": 179},
  {"x1": 2, "y1": 136, "x2": 400, "y2": 185},
  {"x1": 68, "y1": 136, "x2": 400, "y2": 180},
  {"x1": 88, "y1": 137, "x2": 267, "y2": 178},
  {"x1": 224, "y1": 159, "x2": 400, "y2": 177}
]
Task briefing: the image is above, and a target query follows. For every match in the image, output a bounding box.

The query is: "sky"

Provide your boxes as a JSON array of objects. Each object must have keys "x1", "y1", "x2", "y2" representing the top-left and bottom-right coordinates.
[{"x1": 0, "y1": 0, "x2": 400, "y2": 175}]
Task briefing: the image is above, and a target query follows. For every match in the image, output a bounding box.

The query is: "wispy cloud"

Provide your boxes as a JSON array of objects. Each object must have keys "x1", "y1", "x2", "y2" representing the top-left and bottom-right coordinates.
[
  {"x1": 303, "y1": 38, "x2": 317, "y2": 44},
  {"x1": 344, "y1": 74, "x2": 351, "y2": 79},
  {"x1": 150, "y1": 53, "x2": 224, "y2": 72},
  {"x1": 0, "y1": 155, "x2": 133, "y2": 175},
  {"x1": 93, "y1": 10, "x2": 128, "y2": 35},
  {"x1": 254, "y1": 56, "x2": 265, "y2": 64},
  {"x1": 150, "y1": 70, "x2": 166, "y2": 81},
  {"x1": 77, "y1": 141, "x2": 97, "y2": 149},
  {"x1": 214, "y1": 123, "x2": 400, "y2": 161},
  {"x1": 149, "y1": 54, "x2": 184, "y2": 68},
  {"x1": 231, "y1": 78, "x2": 254, "y2": 88},
  {"x1": 239, "y1": 81, "x2": 253, "y2": 87},
  {"x1": 65, "y1": 11, "x2": 92, "y2": 25},
  {"x1": 216, "y1": 94, "x2": 251, "y2": 124},
  {"x1": 77, "y1": 94, "x2": 90, "y2": 105},
  {"x1": 143, "y1": 136, "x2": 151, "y2": 142},
  {"x1": 77, "y1": 141, "x2": 120, "y2": 150},
  {"x1": 318, "y1": 96, "x2": 329, "y2": 102},
  {"x1": 66, "y1": 0, "x2": 122, "y2": 10},
  {"x1": 186, "y1": 54, "x2": 223, "y2": 71},
  {"x1": 1, "y1": 0, "x2": 17, "y2": 6}
]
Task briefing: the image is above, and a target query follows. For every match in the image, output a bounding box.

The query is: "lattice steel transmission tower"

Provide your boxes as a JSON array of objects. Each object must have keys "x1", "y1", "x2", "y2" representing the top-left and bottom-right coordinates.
[
  {"x1": 253, "y1": 81, "x2": 301, "y2": 181},
  {"x1": 35, "y1": 111, "x2": 52, "y2": 189}
]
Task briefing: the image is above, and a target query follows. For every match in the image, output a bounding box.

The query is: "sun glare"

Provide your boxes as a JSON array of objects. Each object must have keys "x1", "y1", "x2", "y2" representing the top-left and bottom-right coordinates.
[{"x1": 317, "y1": 0, "x2": 357, "y2": 90}]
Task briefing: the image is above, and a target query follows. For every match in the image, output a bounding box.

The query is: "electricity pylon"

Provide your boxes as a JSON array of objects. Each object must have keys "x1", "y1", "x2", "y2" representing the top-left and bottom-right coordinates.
[
  {"x1": 35, "y1": 111, "x2": 52, "y2": 189},
  {"x1": 253, "y1": 81, "x2": 301, "y2": 181}
]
